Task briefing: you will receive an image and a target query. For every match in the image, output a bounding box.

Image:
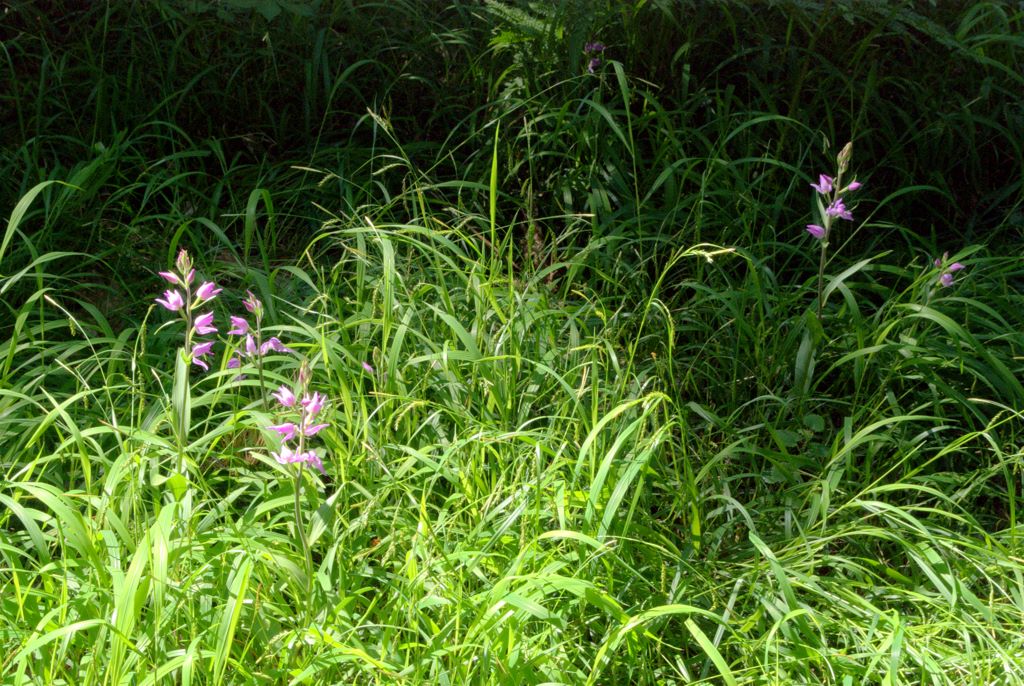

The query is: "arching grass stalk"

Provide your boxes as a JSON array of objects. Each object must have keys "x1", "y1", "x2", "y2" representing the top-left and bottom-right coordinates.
[{"x1": 805, "y1": 141, "x2": 862, "y2": 319}]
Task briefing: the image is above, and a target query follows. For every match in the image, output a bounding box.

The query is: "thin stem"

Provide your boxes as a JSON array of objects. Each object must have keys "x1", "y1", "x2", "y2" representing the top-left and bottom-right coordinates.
[
  {"x1": 177, "y1": 278, "x2": 194, "y2": 475},
  {"x1": 816, "y1": 241, "x2": 828, "y2": 318},
  {"x1": 256, "y1": 314, "x2": 267, "y2": 412},
  {"x1": 293, "y1": 467, "x2": 313, "y2": 623}
]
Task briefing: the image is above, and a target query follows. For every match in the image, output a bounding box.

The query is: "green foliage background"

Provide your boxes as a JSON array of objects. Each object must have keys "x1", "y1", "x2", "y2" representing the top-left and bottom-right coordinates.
[{"x1": 1, "y1": 1, "x2": 1023, "y2": 684}]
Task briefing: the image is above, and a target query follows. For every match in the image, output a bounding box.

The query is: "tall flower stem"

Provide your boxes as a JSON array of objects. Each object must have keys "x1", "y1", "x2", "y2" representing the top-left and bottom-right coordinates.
[
  {"x1": 816, "y1": 239, "x2": 828, "y2": 319},
  {"x1": 256, "y1": 329, "x2": 267, "y2": 412},
  {"x1": 293, "y1": 465, "x2": 313, "y2": 627}
]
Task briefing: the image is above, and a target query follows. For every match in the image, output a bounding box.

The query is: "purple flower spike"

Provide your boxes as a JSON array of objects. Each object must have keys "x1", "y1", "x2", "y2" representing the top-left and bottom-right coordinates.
[
  {"x1": 228, "y1": 316, "x2": 249, "y2": 336},
  {"x1": 193, "y1": 311, "x2": 217, "y2": 335},
  {"x1": 806, "y1": 224, "x2": 826, "y2": 239},
  {"x1": 260, "y1": 337, "x2": 295, "y2": 355},
  {"x1": 826, "y1": 198, "x2": 853, "y2": 221},
  {"x1": 156, "y1": 290, "x2": 185, "y2": 311},
  {"x1": 272, "y1": 385, "x2": 296, "y2": 407},
  {"x1": 936, "y1": 254, "x2": 965, "y2": 287},
  {"x1": 195, "y1": 281, "x2": 222, "y2": 302},
  {"x1": 191, "y1": 340, "x2": 215, "y2": 370},
  {"x1": 810, "y1": 174, "x2": 834, "y2": 194},
  {"x1": 158, "y1": 271, "x2": 180, "y2": 285},
  {"x1": 268, "y1": 422, "x2": 299, "y2": 442}
]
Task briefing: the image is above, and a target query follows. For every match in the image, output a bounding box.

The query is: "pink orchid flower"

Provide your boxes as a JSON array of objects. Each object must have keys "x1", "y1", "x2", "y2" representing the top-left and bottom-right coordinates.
[
  {"x1": 191, "y1": 340, "x2": 215, "y2": 370},
  {"x1": 260, "y1": 337, "x2": 295, "y2": 355},
  {"x1": 195, "y1": 281, "x2": 222, "y2": 301},
  {"x1": 228, "y1": 316, "x2": 249, "y2": 335},
  {"x1": 810, "y1": 174, "x2": 834, "y2": 194},
  {"x1": 272, "y1": 385, "x2": 296, "y2": 407},
  {"x1": 193, "y1": 311, "x2": 217, "y2": 335},
  {"x1": 156, "y1": 290, "x2": 185, "y2": 311},
  {"x1": 268, "y1": 423, "x2": 299, "y2": 441},
  {"x1": 301, "y1": 391, "x2": 326, "y2": 419}
]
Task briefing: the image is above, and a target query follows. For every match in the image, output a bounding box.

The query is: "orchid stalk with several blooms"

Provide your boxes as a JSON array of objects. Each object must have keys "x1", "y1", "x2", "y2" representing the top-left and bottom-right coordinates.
[
  {"x1": 154, "y1": 249, "x2": 223, "y2": 473},
  {"x1": 805, "y1": 142, "x2": 863, "y2": 318}
]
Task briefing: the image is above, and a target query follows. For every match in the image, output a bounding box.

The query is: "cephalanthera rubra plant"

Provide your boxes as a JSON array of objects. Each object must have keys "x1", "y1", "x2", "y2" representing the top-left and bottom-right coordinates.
[
  {"x1": 804, "y1": 142, "x2": 863, "y2": 319},
  {"x1": 154, "y1": 248, "x2": 326, "y2": 632}
]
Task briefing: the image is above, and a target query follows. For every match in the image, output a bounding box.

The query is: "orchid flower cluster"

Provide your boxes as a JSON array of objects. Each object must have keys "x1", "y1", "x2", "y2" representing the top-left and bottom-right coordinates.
[
  {"x1": 268, "y1": 366, "x2": 328, "y2": 474},
  {"x1": 806, "y1": 142, "x2": 863, "y2": 243},
  {"x1": 225, "y1": 290, "x2": 293, "y2": 373},
  {"x1": 154, "y1": 249, "x2": 297, "y2": 373},
  {"x1": 804, "y1": 142, "x2": 864, "y2": 318},
  {"x1": 934, "y1": 252, "x2": 965, "y2": 288},
  {"x1": 155, "y1": 249, "x2": 223, "y2": 370}
]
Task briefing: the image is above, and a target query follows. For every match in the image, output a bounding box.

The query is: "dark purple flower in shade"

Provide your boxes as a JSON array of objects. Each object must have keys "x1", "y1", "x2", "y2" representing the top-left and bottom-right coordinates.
[
  {"x1": 227, "y1": 356, "x2": 241, "y2": 369},
  {"x1": 826, "y1": 198, "x2": 853, "y2": 221},
  {"x1": 936, "y1": 255, "x2": 965, "y2": 287},
  {"x1": 193, "y1": 311, "x2": 217, "y2": 335},
  {"x1": 156, "y1": 290, "x2": 185, "y2": 311},
  {"x1": 584, "y1": 41, "x2": 605, "y2": 73},
  {"x1": 806, "y1": 224, "x2": 826, "y2": 239},
  {"x1": 191, "y1": 340, "x2": 215, "y2": 370},
  {"x1": 810, "y1": 174, "x2": 834, "y2": 194}
]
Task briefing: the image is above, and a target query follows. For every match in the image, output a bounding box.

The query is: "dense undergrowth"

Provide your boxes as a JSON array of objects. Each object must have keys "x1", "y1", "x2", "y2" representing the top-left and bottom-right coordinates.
[{"x1": 1, "y1": 1, "x2": 1023, "y2": 684}]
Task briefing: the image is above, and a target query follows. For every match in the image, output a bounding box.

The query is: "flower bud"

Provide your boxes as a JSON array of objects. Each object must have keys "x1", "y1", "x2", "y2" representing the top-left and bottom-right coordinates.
[
  {"x1": 175, "y1": 249, "x2": 193, "y2": 276},
  {"x1": 837, "y1": 141, "x2": 853, "y2": 173}
]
